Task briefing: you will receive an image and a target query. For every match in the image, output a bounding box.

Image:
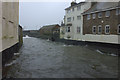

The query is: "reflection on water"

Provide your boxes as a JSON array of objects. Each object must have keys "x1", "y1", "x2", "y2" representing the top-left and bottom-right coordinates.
[{"x1": 6, "y1": 37, "x2": 118, "y2": 78}]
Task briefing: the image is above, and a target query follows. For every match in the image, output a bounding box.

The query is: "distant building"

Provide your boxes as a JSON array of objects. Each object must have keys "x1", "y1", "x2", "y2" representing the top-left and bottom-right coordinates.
[
  {"x1": 82, "y1": 2, "x2": 120, "y2": 44},
  {"x1": 60, "y1": 1, "x2": 91, "y2": 40},
  {"x1": 39, "y1": 24, "x2": 60, "y2": 41}
]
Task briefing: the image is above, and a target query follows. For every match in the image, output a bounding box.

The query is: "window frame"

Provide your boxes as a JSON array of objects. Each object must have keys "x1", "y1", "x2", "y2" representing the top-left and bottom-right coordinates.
[
  {"x1": 77, "y1": 27, "x2": 80, "y2": 33},
  {"x1": 92, "y1": 26, "x2": 96, "y2": 34},
  {"x1": 72, "y1": 8, "x2": 74, "y2": 12},
  {"x1": 118, "y1": 24, "x2": 120, "y2": 34},
  {"x1": 105, "y1": 25, "x2": 110, "y2": 34},
  {"x1": 105, "y1": 11, "x2": 110, "y2": 17},
  {"x1": 77, "y1": 6, "x2": 81, "y2": 11},
  {"x1": 67, "y1": 17, "x2": 71, "y2": 22},
  {"x1": 92, "y1": 13, "x2": 96, "y2": 19},
  {"x1": 116, "y1": 9, "x2": 119, "y2": 15},
  {"x1": 98, "y1": 12, "x2": 102, "y2": 18},
  {"x1": 67, "y1": 27, "x2": 70, "y2": 32},
  {"x1": 77, "y1": 15, "x2": 81, "y2": 20},
  {"x1": 87, "y1": 14, "x2": 91, "y2": 20},
  {"x1": 98, "y1": 25, "x2": 102, "y2": 34}
]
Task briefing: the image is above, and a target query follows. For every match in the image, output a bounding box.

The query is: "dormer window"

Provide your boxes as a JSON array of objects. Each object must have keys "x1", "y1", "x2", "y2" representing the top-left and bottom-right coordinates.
[
  {"x1": 92, "y1": 14, "x2": 96, "y2": 19},
  {"x1": 116, "y1": 8, "x2": 120, "y2": 15},
  {"x1": 98, "y1": 12, "x2": 102, "y2": 18},
  {"x1": 105, "y1": 11, "x2": 110, "y2": 17},
  {"x1": 87, "y1": 14, "x2": 91, "y2": 20}
]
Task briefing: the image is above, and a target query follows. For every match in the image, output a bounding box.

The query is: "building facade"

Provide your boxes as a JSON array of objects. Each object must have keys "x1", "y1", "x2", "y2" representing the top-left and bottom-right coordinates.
[
  {"x1": 61, "y1": 1, "x2": 91, "y2": 41},
  {"x1": 0, "y1": 1, "x2": 20, "y2": 66},
  {"x1": 39, "y1": 24, "x2": 60, "y2": 41},
  {"x1": 82, "y1": 2, "x2": 120, "y2": 44}
]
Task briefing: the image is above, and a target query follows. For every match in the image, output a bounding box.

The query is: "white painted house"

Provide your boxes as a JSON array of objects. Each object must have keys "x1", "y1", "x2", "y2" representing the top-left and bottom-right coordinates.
[{"x1": 60, "y1": 1, "x2": 91, "y2": 41}]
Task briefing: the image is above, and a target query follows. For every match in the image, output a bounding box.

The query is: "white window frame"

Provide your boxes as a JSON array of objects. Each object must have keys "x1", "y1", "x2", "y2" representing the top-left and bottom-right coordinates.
[
  {"x1": 67, "y1": 27, "x2": 70, "y2": 32},
  {"x1": 92, "y1": 26, "x2": 96, "y2": 34},
  {"x1": 98, "y1": 12, "x2": 102, "y2": 18},
  {"x1": 87, "y1": 14, "x2": 91, "y2": 20},
  {"x1": 105, "y1": 11, "x2": 110, "y2": 17},
  {"x1": 92, "y1": 13, "x2": 96, "y2": 19},
  {"x1": 72, "y1": 8, "x2": 74, "y2": 12},
  {"x1": 77, "y1": 15, "x2": 81, "y2": 20},
  {"x1": 77, "y1": 6, "x2": 81, "y2": 11},
  {"x1": 105, "y1": 25, "x2": 110, "y2": 34},
  {"x1": 77, "y1": 27, "x2": 80, "y2": 33},
  {"x1": 98, "y1": 25, "x2": 102, "y2": 34},
  {"x1": 118, "y1": 24, "x2": 120, "y2": 34},
  {"x1": 116, "y1": 9, "x2": 119, "y2": 15},
  {"x1": 73, "y1": 17, "x2": 74, "y2": 21},
  {"x1": 67, "y1": 17, "x2": 71, "y2": 22}
]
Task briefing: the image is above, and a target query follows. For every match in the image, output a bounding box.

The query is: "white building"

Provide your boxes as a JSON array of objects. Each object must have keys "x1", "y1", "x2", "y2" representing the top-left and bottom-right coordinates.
[{"x1": 60, "y1": 1, "x2": 91, "y2": 41}]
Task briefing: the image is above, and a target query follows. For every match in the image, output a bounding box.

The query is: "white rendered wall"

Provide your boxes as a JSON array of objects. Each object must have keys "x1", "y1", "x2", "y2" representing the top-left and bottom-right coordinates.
[
  {"x1": 83, "y1": 34, "x2": 120, "y2": 44},
  {"x1": 0, "y1": 2, "x2": 19, "y2": 52},
  {"x1": 64, "y1": 2, "x2": 91, "y2": 40}
]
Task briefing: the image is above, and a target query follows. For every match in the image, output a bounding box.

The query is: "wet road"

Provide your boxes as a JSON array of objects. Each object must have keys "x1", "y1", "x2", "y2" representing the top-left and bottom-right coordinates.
[{"x1": 6, "y1": 37, "x2": 118, "y2": 78}]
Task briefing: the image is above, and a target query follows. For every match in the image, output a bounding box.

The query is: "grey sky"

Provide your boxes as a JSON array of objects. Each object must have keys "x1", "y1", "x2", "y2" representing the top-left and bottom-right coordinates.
[{"x1": 19, "y1": 1, "x2": 84, "y2": 30}]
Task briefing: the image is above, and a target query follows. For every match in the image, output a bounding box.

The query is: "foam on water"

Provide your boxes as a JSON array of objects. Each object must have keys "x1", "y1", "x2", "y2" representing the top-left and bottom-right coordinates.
[
  {"x1": 96, "y1": 49, "x2": 104, "y2": 54},
  {"x1": 108, "y1": 54, "x2": 118, "y2": 57},
  {"x1": 23, "y1": 35, "x2": 31, "y2": 38},
  {"x1": 14, "y1": 53, "x2": 20, "y2": 56},
  {"x1": 5, "y1": 60, "x2": 16, "y2": 67}
]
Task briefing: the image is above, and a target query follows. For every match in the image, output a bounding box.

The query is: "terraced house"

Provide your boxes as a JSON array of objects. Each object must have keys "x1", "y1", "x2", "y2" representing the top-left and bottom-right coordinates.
[
  {"x1": 82, "y1": 2, "x2": 120, "y2": 44},
  {"x1": 60, "y1": 1, "x2": 91, "y2": 40},
  {"x1": 60, "y1": 1, "x2": 120, "y2": 45}
]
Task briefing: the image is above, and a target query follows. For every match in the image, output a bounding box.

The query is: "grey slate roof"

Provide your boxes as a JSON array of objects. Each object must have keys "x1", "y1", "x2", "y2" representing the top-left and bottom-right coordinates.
[{"x1": 83, "y1": 2, "x2": 120, "y2": 15}]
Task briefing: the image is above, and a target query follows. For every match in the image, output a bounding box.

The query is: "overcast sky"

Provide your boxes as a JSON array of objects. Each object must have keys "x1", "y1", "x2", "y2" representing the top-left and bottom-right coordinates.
[{"x1": 19, "y1": 0, "x2": 85, "y2": 30}]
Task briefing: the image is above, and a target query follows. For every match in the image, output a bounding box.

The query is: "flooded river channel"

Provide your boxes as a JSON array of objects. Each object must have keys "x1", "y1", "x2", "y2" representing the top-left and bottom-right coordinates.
[{"x1": 6, "y1": 37, "x2": 118, "y2": 78}]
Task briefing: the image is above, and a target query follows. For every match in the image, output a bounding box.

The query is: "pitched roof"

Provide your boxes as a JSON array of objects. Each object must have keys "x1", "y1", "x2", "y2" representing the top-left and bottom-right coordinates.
[
  {"x1": 40, "y1": 24, "x2": 60, "y2": 30},
  {"x1": 65, "y1": 2, "x2": 86, "y2": 10},
  {"x1": 83, "y1": 2, "x2": 119, "y2": 15}
]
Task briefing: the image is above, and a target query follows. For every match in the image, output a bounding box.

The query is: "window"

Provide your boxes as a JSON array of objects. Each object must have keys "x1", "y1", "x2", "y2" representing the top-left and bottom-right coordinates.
[
  {"x1": 118, "y1": 24, "x2": 120, "y2": 34},
  {"x1": 77, "y1": 27, "x2": 80, "y2": 33},
  {"x1": 72, "y1": 8, "x2": 74, "y2": 12},
  {"x1": 92, "y1": 14, "x2": 96, "y2": 19},
  {"x1": 105, "y1": 25, "x2": 110, "y2": 34},
  {"x1": 67, "y1": 17, "x2": 71, "y2": 22},
  {"x1": 77, "y1": 15, "x2": 81, "y2": 20},
  {"x1": 98, "y1": 25, "x2": 102, "y2": 34},
  {"x1": 77, "y1": 6, "x2": 81, "y2": 10},
  {"x1": 67, "y1": 27, "x2": 70, "y2": 32},
  {"x1": 73, "y1": 17, "x2": 74, "y2": 21},
  {"x1": 67, "y1": 9, "x2": 71, "y2": 13},
  {"x1": 105, "y1": 11, "x2": 110, "y2": 17},
  {"x1": 92, "y1": 26, "x2": 96, "y2": 34},
  {"x1": 116, "y1": 9, "x2": 120, "y2": 15},
  {"x1": 87, "y1": 14, "x2": 91, "y2": 20},
  {"x1": 98, "y1": 12, "x2": 102, "y2": 18}
]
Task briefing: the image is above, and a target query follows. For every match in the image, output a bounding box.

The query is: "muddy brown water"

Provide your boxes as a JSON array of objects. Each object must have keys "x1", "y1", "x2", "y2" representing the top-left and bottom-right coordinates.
[{"x1": 5, "y1": 37, "x2": 118, "y2": 78}]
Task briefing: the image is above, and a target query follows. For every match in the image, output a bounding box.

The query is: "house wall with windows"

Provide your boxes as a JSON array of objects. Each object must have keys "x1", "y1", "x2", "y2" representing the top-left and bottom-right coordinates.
[
  {"x1": 83, "y1": 7, "x2": 120, "y2": 44},
  {"x1": 63, "y1": 1, "x2": 91, "y2": 40}
]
